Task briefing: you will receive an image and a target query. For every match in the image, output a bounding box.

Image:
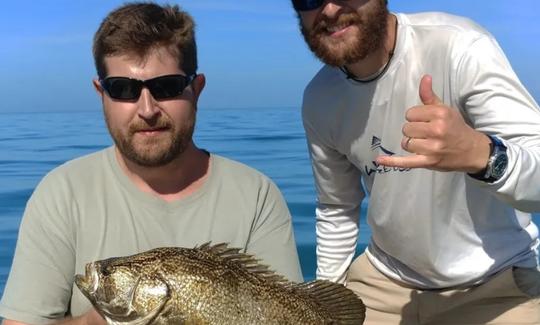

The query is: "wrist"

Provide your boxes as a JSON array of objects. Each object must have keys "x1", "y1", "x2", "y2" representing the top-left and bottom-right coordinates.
[
  {"x1": 467, "y1": 132, "x2": 492, "y2": 174},
  {"x1": 468, "y1": 134, "x2": 508, "y2": 182}
]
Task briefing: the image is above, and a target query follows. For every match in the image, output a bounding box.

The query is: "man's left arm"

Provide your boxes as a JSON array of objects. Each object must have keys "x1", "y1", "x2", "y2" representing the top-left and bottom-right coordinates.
[
  {"x1": 377, "y1": 35, "x2": 540, "y2": 212},
  {"x1": 246, "y1": 178, "x2": 304, "y2": 282}
]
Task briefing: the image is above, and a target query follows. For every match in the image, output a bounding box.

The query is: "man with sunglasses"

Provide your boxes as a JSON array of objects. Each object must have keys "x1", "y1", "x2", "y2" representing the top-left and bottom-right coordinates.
[
  {"x1": 0, "y1": 3, "x2": 302, "y2": 324},
  {"x1": 293, "y1": 0, "x2": 540, "y2": 323}
]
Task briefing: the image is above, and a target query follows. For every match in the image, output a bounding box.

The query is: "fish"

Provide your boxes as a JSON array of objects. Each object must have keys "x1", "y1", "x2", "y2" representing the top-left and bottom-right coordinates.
[{"x1": 75, "y1": 242, "x2": 365, "y2": 324}]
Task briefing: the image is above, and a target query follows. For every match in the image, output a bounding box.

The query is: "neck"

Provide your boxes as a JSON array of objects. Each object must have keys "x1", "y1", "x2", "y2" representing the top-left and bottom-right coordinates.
[
  {"x1": 116, "y1": 143, "x2": 210, "y2": 202},
  {"x1": 344, "y1": 14, "x2": 397, "y2": 80}
]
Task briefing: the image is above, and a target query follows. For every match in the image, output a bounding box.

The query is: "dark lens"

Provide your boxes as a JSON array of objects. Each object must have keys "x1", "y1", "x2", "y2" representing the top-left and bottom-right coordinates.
[
  {"x1": 146, "y1": 75, "x2": 190, "y2": 100},
  {"x1": 102, "y1": 78, "x2": 142, "y2": 100},
  {"x1": 292, "y1": 0, "x2": 324, "y2": 11}
]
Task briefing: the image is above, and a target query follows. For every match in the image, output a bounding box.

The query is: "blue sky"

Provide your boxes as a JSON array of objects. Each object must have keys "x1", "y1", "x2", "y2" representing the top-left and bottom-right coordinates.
[{"x1": 1, "y1": 1, "x2": 539, "y2": 112}]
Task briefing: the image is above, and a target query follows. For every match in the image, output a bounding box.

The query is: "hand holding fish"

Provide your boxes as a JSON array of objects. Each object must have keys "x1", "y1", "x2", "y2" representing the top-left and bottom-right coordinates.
[
  {"x1": 58, "y1": 308, "x2": 105, "y2": 325},
  {"x1": 376, "y1": 75, "x2": 491, "y2": 173},
  {"x1": 83, "y1": 309, "x2": 106, "y2": 325}
]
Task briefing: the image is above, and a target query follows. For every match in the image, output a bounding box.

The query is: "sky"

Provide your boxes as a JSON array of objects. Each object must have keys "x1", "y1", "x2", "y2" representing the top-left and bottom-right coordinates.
[{"x1": 1, "y1": 0, "x2": 539, "y2": 112}]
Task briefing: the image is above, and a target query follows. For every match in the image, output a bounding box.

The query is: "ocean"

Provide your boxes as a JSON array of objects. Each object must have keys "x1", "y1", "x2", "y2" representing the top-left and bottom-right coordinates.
[
  {"x1": 0, "y1": 107, "x2": 538, "y2": 299},
  {"x1": 0, "y1": 106, "x2": 370, "y2": 297}
]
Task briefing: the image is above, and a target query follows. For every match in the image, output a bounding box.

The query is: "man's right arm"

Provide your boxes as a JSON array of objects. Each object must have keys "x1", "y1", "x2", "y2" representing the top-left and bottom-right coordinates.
[
  {"x1": 302, "y1": 116, "x2": 365, "y2": 283},
  {"x1": 3, "y1": 309, "x2": 105, "y2": 325},
  {"x1": 316, "y1": 203, "x2": 361, "y2": 283},
  {"x1": 0, "y1": 172, "x2": 77, "y2": 323}
]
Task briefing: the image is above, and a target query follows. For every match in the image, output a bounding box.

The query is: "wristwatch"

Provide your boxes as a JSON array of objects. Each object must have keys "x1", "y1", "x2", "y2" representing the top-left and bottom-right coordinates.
[{"x1": 468, "y1": 135, "x2": 508, "y2": 183}]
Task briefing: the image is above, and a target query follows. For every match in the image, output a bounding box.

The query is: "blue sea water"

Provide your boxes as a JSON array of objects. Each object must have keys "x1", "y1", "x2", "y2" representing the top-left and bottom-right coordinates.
[
  {"x1": 0, "y1": 107, "x2": 538, "y2": 300},
  {"x1": 0, "y1": 107, "x2": 371, "y2": 298}
]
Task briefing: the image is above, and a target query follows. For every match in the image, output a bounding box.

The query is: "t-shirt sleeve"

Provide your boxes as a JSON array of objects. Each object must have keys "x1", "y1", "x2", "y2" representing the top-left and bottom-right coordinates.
[
  {"x1": 0, "y1": 172, "x2": 76, "y2": 324},
  {"x1": 246, "y1": 179, "x2": 304, "y2": 283}
]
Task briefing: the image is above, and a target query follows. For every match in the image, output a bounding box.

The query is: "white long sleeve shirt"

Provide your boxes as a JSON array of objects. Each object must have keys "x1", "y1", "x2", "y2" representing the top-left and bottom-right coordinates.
[{"x1": 302, "y1": 12, "x2": 540, "y2": 288}]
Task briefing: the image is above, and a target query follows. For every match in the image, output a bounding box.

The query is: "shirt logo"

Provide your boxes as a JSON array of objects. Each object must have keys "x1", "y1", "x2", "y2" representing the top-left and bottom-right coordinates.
[{"x1": 365, "y1": 136, "x2": 411, "y2": 176}]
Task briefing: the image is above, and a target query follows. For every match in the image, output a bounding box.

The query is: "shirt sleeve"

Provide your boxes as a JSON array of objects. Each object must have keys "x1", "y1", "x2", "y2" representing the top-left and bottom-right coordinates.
[
  {"x1": 455, "y1": 34, "x2": 540, "y2": 212},
  {"x1": 0, "y1": 172, "x2": 75, "y2": 324},
  {"x1": 246, "y1": 178, "x2": 304, "y2": 283},
  {"x1": 303, "y1": 114, "x2": 365, "y2": 283}
]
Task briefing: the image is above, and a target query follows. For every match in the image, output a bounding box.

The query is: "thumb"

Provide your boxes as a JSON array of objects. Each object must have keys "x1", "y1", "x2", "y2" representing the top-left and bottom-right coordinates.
[{"x1": 419, "y1": 75, "x2": 442, "y2": 105}]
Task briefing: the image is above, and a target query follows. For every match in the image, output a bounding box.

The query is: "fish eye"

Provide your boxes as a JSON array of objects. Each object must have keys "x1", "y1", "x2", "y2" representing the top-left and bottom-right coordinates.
[{"x1": 102, "y1": 265, "x2": 114, "y2": 276}]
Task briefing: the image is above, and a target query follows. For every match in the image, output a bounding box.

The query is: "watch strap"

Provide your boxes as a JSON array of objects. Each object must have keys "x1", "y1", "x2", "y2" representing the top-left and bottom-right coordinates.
[{"x1": 468, "y1": 135, "x2": 507, "y2": 182}]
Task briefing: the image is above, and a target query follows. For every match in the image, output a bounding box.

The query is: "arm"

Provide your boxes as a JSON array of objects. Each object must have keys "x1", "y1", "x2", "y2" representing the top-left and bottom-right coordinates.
[
  {"x1": 2, "y1": 310, "x2": 104, "y2": 325},
  {"x1": 303, "y1": 117, "x2": 365, "y2": 283},
  {"x1": 54, "y1": 310, "x2": 104, "y2": 325},
  {"x1": 456, "y1": 35, "x2": 540, "y2": 211},
  {"x1": 0, "y1": 173, "x2": 79, "y2": 323},
  {"x1": 377, "y1": 34, "x2": 540, "y2": 212},
  {"x1": 316, "y1": 203, "x2": 361, "y2": 283},
  {"x1": 246, "y1": 180, "x2": 304, "y2": 283}
]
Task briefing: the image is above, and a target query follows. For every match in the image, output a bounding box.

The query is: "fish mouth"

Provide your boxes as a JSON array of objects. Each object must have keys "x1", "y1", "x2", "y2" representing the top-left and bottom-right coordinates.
[{"x1": 75, "y1": 262, "x2": 100, "y2": 296}]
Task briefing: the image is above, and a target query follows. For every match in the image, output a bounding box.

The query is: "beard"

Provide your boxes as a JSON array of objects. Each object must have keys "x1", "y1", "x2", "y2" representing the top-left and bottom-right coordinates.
[
  {"x1": 301, "y1": 0, "x2": 389, "y2": 67},
  {"x1": 105, "y1": 110, "x2": 196, "y2": 168}
]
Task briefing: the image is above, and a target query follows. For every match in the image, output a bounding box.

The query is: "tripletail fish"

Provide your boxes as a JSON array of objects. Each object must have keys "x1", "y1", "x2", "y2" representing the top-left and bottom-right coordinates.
[{"x1": 75, "y1": 243, "x2": 365, "y2": 324}]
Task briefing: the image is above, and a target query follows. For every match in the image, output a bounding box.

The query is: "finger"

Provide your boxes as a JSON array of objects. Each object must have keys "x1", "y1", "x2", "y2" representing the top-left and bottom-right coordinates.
[
  {"x1": 419, "y1": 74, "x2": 442, "y2": 106},
  {"x1": 405, "y1": 106, "x2": 444, "y2": 122},
  {"x1": 402, "y1": 121, "x2": 432, "y2": 139},
  {"x1": 376, "y1": 154, "x2": 436, "y2": 169},
  {"x1": 402, "y1": 136, "x2": 413, "y2": 152},
  {"x1": 401, "y1": 137, "x2": 443, "y2": 155}
]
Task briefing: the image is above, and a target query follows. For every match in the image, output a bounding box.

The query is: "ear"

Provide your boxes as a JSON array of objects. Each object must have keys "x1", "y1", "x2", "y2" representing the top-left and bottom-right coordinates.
[
  {"x1": 191, "y1": 74, "x2": 206, "y2": 102},
  {"x1": 93, "y1": 79, "x2": 104, "y2": 98}
]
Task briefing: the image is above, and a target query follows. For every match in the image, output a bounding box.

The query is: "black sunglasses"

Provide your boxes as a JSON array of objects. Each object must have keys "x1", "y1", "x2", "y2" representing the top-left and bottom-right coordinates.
[
  {"x1": 292, "y1": 0, "x2": 330, "y2": 11},
  {"x1": 100, "y1": 74, "x2": 196, "y2": 101}
]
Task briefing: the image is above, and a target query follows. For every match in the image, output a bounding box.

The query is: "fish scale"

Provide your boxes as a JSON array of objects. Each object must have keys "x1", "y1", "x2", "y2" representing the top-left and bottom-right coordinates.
[{"x1": 76, "y1": 243, "x2": 365, "y2": 324}]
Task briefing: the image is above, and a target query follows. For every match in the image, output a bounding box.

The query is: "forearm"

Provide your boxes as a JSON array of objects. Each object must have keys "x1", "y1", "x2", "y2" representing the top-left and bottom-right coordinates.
[
  {"x1": 55, "y1": 316, "x2": 86, "y2": 325},
  {"x1": 1, "y1": 310, "x2": 103, "y2": 325},
  {"x1": 315, "y1": 203, "x2": 360, "y2": 283},
  {"x1": 248, "y1": 220, "x2": 303, "y2": 283},
  {"x1": 475, "y1": 140, "x2": 540, "y2": 212},
  {"x1": 455, "y1": 33, "x2": 540, "y2": 210},
  {"x1": 54, "y1": 317, "x2": 84, "y2": 325},
  {"x1": 55, "y1": 310, "x2": 104, "y2": 325}
]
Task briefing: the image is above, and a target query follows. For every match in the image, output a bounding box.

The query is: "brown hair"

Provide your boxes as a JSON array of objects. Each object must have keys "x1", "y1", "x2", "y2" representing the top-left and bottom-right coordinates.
[{"x1": 93, "y1": 2, "x2": 197, "y2": 79}]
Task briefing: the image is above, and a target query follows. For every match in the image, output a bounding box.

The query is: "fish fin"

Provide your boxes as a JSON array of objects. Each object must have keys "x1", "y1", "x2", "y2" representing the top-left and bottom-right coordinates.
[
  {"x1": 195, "y1": 242, "x2": 291, "y2": 285},
  {"x1": 294, "y1": 280, "x2": 366, "y2": 324}
]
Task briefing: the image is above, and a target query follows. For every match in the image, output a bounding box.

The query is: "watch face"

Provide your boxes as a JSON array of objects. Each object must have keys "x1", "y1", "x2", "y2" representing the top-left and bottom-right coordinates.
[{"x1": 491, "y1": 154, "x2": 508, "y2": 179}]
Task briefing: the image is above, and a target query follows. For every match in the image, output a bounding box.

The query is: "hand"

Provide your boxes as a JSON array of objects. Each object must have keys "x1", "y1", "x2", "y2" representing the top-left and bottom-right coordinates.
[
  {"x1": 82, "y1": 309, "x2": 106, "y2": 325},
  {"x1": 376, "y1": 75, "x2": 491, "y2": 173},
  {"x1": 55, "y1": 308, "x2": 106, "y2": 325}
]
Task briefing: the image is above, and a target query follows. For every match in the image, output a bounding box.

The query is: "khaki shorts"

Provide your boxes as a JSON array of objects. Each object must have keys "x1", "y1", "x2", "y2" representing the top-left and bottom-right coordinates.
[{"x1": 346, "y1": 254, "x2": 540, "y2": 325}]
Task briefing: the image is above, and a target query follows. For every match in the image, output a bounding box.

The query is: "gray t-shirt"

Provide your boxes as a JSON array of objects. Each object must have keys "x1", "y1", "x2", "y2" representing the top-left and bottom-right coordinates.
[{"x1": 0, "y1": 147, "x2": 302, "y2": 324}]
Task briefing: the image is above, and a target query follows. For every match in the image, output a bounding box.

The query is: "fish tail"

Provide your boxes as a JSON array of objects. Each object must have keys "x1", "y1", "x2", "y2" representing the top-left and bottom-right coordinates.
[{"x1": 297, "y1": 280, "x2": 366, "y2": 324}]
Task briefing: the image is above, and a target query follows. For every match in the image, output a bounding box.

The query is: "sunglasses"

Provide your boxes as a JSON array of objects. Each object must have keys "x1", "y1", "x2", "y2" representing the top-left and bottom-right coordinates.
[
  {"x1": 100, "y1": 74, "x2": 196, "y2": 101},
  {"x1": 292, "y1": 0, "x2": 334, "y2": 11}
]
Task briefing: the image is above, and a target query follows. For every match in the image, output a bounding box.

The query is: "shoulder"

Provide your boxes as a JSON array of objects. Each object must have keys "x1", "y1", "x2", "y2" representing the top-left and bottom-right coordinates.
[
  {"x1": 210, "y1": 154, "x2": 276, "y2": 188},
  {"x1": 51, "y1": 147, "x2": 110, "y2": 175},
  {"x1": 398, "y1": 12, "x2": 494, "y2": 49},
  {"x1": 304, "y1": 65, "x2": 343, "y2": 102},
  {"x1": 398, "y1": 12, "x2": 501, "y2": 74},
  {"x1": 32, "y1": 147, "x2": 112, "y2": 197},
  {"x1": 208, "y1": 154, "x2": 287, "y2": 210},
  {"x1": 302, "y1": 64, "x2": 348, "y2": 131},
  {"x1": 400, "y1": 12, "x2": 489, "y2": 36}
]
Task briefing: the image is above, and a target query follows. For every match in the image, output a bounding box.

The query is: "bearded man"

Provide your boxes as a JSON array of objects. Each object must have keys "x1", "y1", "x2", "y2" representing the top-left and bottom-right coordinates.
[
  {"x1": 0, "y1": 3, "x2": 303, "y2": 324},
  {"x1": 293, "y1": 0, "x2": 540, "y2": 323}
]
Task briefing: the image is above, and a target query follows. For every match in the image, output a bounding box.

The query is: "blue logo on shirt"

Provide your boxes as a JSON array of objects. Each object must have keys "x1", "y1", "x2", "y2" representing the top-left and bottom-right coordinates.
[{"x1": 365, "y1": 136, "x2": 411, "y2": 176}]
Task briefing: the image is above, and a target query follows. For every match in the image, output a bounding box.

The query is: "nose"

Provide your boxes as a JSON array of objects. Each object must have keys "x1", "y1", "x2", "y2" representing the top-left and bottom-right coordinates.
[
  {"x1": 137, "y1": 88, "x2": 160, "y2": 120},
  {"x1": 320, "y1": 0, "x2": 343, "y2": 18}
]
